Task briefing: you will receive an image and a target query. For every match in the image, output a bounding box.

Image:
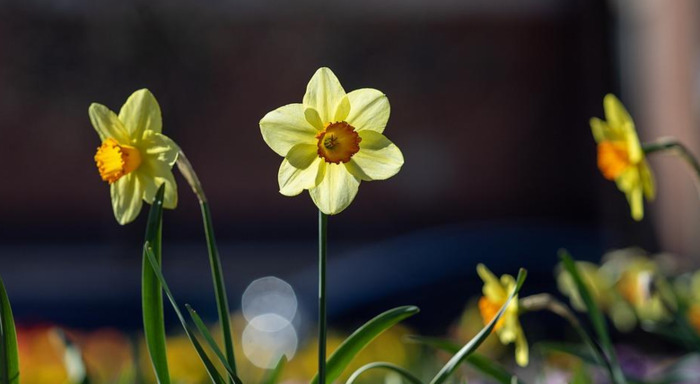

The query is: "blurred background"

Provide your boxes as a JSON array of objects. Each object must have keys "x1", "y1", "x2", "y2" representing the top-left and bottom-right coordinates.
[{"x1": 1, "y1": 0, "x2": 699, "y2": 379}]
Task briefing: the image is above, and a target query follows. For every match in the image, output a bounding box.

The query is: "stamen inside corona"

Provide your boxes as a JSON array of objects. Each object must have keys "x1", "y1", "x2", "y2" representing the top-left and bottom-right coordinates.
[
  {"x1": 597, "y1": 141, "x2": 630, "y2": 180},
  {"x1": 315, "y1": 121, "x2": 362, "y2": 164},
  {"x1": 94, "y1": 138, "x2": 142, "y2": 184}
]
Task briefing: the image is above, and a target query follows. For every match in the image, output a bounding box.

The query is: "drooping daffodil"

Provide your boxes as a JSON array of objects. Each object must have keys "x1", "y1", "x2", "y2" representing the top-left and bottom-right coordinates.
[
  {"x1": 91, "y1": 89, "x2": 179, "y2": 225},
  {"x1": 259, "y1": 67, "x2": 404, "y2": 215},
  {"x1": 590, "y1": 94, "x2": 655, "y2": 221},
  {"x1": 476, "y1": 264, "x2": 528, "y2": 367}
]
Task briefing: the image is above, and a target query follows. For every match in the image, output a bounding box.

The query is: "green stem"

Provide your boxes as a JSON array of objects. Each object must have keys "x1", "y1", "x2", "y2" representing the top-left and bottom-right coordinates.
[
  {"x1": 520, "y1": 294, "x2": 616, "y2": 380},
  {"x1": 643, "y1": 138, "x2": 700, "y2": 194},
  {"x1": 177, "y1": 151, "x2": 237, "y2": 380},
  {"x1": 318, "y1": 210, "x2": 328, "y2": 384}
]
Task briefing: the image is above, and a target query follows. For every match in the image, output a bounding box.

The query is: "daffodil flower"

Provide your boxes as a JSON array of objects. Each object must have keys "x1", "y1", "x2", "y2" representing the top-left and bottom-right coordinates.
[
  {"x1": 260, "y1": 67, "x2": 404, "y2": 215},
  {"x1": 91, "y1": 89, "x2": 179, "y2": 225},
  {"x1": 590, "y1": 94, "x2": 655, "y2": 221},
  {"x1": 476, "y1": 264, "x2": 528, "y2": 367}
]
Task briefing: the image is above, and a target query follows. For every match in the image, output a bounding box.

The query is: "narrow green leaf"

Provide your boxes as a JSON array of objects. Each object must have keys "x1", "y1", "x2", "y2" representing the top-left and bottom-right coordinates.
[
  {"x1": 429, "y1": 268, "x2": 527, "y2": 384},
  {"x1": 346, "y1": 362, "x2": 424, "y2": 384},
  {"x1": 560, "y1": 250, "x2": 627, "y2": 384},
  {"x1": 310, "y1": 305, "x2": 420, "y2": 384},
  {"x1": 0, "y1": 275, "x2": 19, "y2": 384},
  {"x1": 142, "y1": 184, "x2": 170, "y2": 384},
  {"x1": 200, "y1": 201, "x2": 237, "y2": 382},
  {"x1": 144, "y1": 244, "x2": 241, "y2": 384},
  {"x1": 537, "y1": 341, "x2": 601, "y2": 366},
  {"x1": 407, "y1": 336, "x2": 521, "y2": 384},
  {"x1": 261, "y1": 356, "x2": 287, "y2": 384},
  {"x1": 186, "y1": 304, "x2": 238, "y2": 377}
]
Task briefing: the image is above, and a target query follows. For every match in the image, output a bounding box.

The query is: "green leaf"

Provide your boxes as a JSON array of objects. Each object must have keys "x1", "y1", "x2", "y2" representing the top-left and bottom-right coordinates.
[
  {"x1": 346, "y1": 362, "x2": 424, "y2": 384},
  {"x1": 407, "y1": 336, "x2": 521, "y2": 384},
  {"x1": 144, "y1": 244, "x2": 241, "y2": 384},
  {"x1": 0, "y1": 275, "x2": 19, "y2": 384},
  {"x1": 200, "y1": 201, "x2": 237, "y2": 382},
  {"x1": 142, "y1": 184, "x2": 170, "y2": 384},
  {"x1": 310, "y1": 305, "x2": 420, "y2": 384},
  {"x1": 429, "y1": 268, "x2": 527, "y2": 384},
  {"x1": 186, "y1": 304, "x2": 238, "y2": 378},
  {"x1": 261, "y1": 356, "x2": 287, "y2": 384},
  {"x1": 559, "y1": 250, "x2": 627, "y2": 384}
]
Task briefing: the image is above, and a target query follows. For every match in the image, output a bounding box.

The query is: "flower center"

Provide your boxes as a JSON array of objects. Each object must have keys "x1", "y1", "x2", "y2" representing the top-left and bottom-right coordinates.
[
  {"x1": 316, "y1": 122, "x2": 362, "y2": 164},
  {"x1": 478, "y1": 296, "x2": 506, "y2": 331},
  {"x1": 94, "y1": 138, "x2": 142, "y2": 184},
  {"x1": 597, "y1": 141, "x2": 630, "y2": 180}
]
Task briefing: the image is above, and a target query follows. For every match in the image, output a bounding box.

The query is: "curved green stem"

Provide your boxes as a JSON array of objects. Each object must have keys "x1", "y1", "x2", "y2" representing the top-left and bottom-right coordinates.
[
  {"x1": 643, "y1": 138, "x2": 700, "y2": 196},
  {"x1": 318, "y1": 211, "x2": 328, "y2": 384},
  {"x1": 176, "y1": 151, "x2": 237, "y2": 380},
  {"x1": 346, "y1": 362, "x2": 424, "y2": 384}
]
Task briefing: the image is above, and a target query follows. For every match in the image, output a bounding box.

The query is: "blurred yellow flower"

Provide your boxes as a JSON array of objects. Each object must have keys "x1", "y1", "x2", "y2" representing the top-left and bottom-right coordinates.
[
  {"x1": 17, "y1": 327, "x2": 69, "y2": 384},
  {"x1": 590, "y1": 94, "x2": 655, "y2": 221},
  {"x1": 260, "y1": 67, "x2": 404, "y2": 215},
  {"x1": 476, "y1": 264, "x2": 528, "y2": 367},
  {"x1": 90, "y1": 89, "x2": 179, "y2": 224},
  {"x1": 556, "y1": 261, "x2": 612, "y2": 312}
]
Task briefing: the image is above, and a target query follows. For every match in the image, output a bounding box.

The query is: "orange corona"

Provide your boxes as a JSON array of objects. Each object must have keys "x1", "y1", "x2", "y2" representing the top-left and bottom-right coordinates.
[
  {"x1": 315, "y1": 121, "x2": 362, "y2": 164},
  {"x1": 94, "y1": 138, "x2": 142, "y2": 184}
]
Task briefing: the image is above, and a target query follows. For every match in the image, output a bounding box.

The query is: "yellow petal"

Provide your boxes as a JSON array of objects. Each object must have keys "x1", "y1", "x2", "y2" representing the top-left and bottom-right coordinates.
[
  {"x1": 346, "y1": 89, "x2": 390, "y2": 133},
  {"x1": 110, "y1": 174, "x2": 144, "y2": 225},
  {"x1": 346, "y1": 131, "x2": 403, "y2": 181},
  {"x1": 514, "y1": 327, "x2": 529, "y2": 367},
  {"x1": 640, "y1": 161, "x2": 656, "y2": 201},
  {"x1": 141, "y1": 131, "x2": 180, "y2": 166},
  {"x1": 286, "y1": 143, "x2": 319, "y2": 169},
  {"x1": 627, "y1": 184, "x2": 644, "y2": 221},
  {"x1": 303, "y1": 67, "x2": 347, "y2": 124},
  {"x1": 118, "y1": 89, "x2": 162, "y2": 141},
  {"x1": 334, "y1": 95, "x2": 351, "y2": 122},
  {"x1": 604, "y1": 94, "x2": 633, "y2": 131},
  {"x1": 260, "y1": 103, "x2": 317, "y2": 157},
  {"x1": 477, "y1": 264, "x2": 507, "y2": 302},
  {"x1": 309, "y1": 163, "x2": 360, "y2": 215},
  {"x1": 590, "y1": 117, "x2": 609, "y2": 143},
  {"x1": 278, "y1": 158, "x2": 325, "y2": 196},
  {"x1": 138, "y1": 160, "x2": 178, "y2": 209},
  {"x1": 89, "y1": 103, "x2": 129, "y2": 143}
]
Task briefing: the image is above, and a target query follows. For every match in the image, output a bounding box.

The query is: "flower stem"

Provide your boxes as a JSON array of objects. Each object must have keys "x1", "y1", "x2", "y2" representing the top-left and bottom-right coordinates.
[
  {"x1": 318, "y1": 210, "x2": 328, "y2": 384},
  {"x1": 177, "y1": 151, "x2": 237, "y2": 381},
  {"x1": 643, "y1": 138, "x2": 700, "y2": 196},
  {"x1": 520, "y1": 294, "x2": 615, "y2": 378}
]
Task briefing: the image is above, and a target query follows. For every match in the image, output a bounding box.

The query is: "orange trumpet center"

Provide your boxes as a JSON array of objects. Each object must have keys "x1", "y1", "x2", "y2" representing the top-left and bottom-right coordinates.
[
  {"x1": 597, "y1": 141, "x2": 630, "y2": 180},
  {"x1": 94, "y1": 138, "x2": 142, "y2": 184},
  {"x1": 316, "y1": 122, "x2": 362, "y2": 164},
  {"x1": 478, "y1": 296, "x2": 506, "y2": 331}
]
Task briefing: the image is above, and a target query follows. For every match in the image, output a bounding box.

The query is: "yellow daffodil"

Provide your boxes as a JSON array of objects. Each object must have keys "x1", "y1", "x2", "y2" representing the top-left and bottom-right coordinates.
[
  {"x1": 590, "y1": 94, "x2": 655, "y2": 221},
  {"x1": 556, "y1": 261, "x2": 612, "y2": 312},
  {"x1": 476, "y1": 264, "x2": 528, "y2": 367},
  {"x1": 90, "y1": 89, "x2": 179, "y2": 224},
  {"x1": 260, "y1": 67, "x2": 404, "y2": 215}
]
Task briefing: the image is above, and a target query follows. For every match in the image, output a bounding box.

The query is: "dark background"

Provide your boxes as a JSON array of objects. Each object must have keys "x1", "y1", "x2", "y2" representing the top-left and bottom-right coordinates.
[{"x1": 0, "y1": 0, "x2": 656, "y2": 337}]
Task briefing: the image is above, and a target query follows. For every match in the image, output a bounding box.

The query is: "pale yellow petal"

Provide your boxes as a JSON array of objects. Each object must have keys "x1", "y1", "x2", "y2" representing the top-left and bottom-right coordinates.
[
  {"x1": 309, "y1": 163, "x2": 360, "y2": 215},
  {"x1": 345, "y1": 131, "x2": 403, "y2": 181},
  {"x1": 260, "y1": 103, "x2": 317, "y2": 157},
  {"x1": 346, "y1": 89, "x2": 390, "y2": 133},
  {"x1": 118, "y1": 89, "x2": 162, "y2": 141},
  {"x1": 304, "y1": 107, "x2": 325, "y2": 131},
  {"x1": 278, "y1": 158, "x2": 325, "y2": 196},
  {"x1": 138, "y1": 160, "x2": 178, "y2": 209},
  {"x1": 627, "y1": 184, "x2": 644, "y2": 221},
  {"x1": 141, "y1": 131, "x2": 180, "y2": 166},
  {"x1": 625, "y1": 121, "x2": 643, "y2": 164},
  {"x1": 89, "y1": 103, "x2": 129, "y2": 143},
  {"x1": 303, "y1": 67, "x2": 347, "y2": 124},
  {"x1": 286, "y1": 144, "x2": 319, "y2": 169},
  {"x1": 334, "y1": 95, "x2": 351, "y2": 122},
  {"x1": 110, "y1": 174, "x2": 144, "y2": 225}
]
